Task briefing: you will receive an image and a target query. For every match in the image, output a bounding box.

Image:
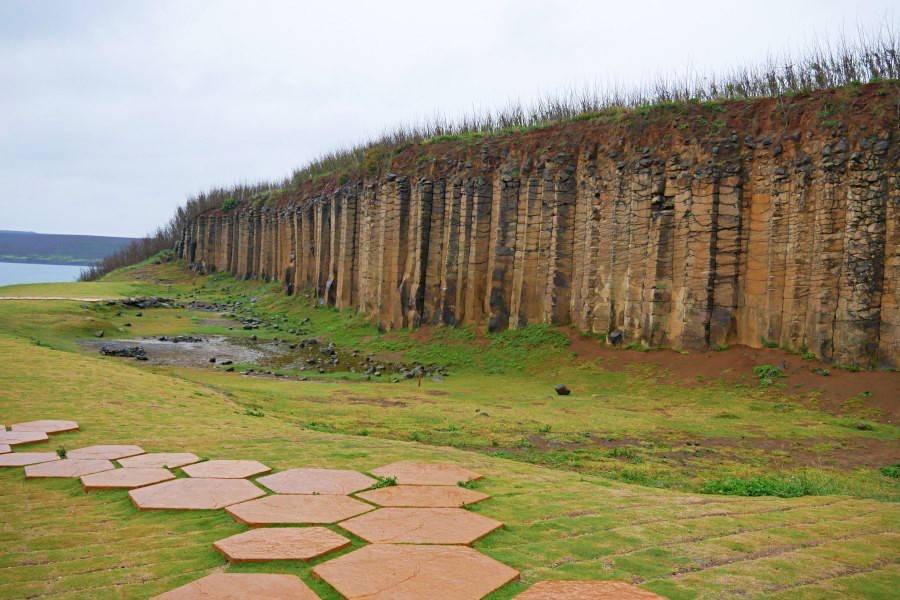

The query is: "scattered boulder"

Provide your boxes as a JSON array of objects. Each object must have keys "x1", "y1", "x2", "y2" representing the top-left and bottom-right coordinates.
[
  {"x1": 554, "y1": 384, "x2": 571, "y2": 396},
  {"x1": 94, "y1": 330, "x2": 104, "y2": 338},
  {"x1": 100, "y1": 346, "x2": 147, "y2": 360}
]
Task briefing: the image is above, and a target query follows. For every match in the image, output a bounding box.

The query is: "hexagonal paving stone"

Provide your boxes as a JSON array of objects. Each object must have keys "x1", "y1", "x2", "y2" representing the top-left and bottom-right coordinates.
[
  {"x1": 369, "y1": 461, "x2": 483, "y2": 486},
  {"x1": 10, "y1": 420, "x2": 79, "y2": 434},
  {"x1": 130, "y1": 478, "x2": 266, "y2": 510},
  {"x1": 0, "y1": 444, "x2": 10, "y2": 454},
  {"x1": 515, "y1": 581, "x2": 665, "y2": 599},
  {"x1": 214, "y1": 526, "x2": 351, "y2": 563},
  {"x1": 118, "y1": 452, "x2": 200, "y2": 469},
  {"x1": 81, "y1": 467, "x2": 175, "y2": 491},
  {"x1": 67, "y1": 445, "x2": 144, "y2": 460},
  {"x1": 339, "y1": 507, "x2": 503, "y2": 545},
  {"x1": 25, "y1": 459, "x2": 115, "y2": 478},
  {"x1": 313, "y1": 544, "x2": 519, "y2": 600},
  {"x1": 257, "y1": 468, "x2": 376, "y2": 495},
  {"x1": 152, "y1": 572, "x2": 319, "y2": 600},
  {"x1": 0, "y1": 431, "x2": 48, "y2": 446},
  {"x1": 356, "y1": 485, "x2": 490, "y2": 508},
  {"x1": 226, "y1": 494, "x2": 374, "y2": 526},
  {"x1": 0, "y1": 452, "x2": 60, "y2": 467},
  {"x1": 182, "y1": 459, "x2": 270, "y2": 479}
]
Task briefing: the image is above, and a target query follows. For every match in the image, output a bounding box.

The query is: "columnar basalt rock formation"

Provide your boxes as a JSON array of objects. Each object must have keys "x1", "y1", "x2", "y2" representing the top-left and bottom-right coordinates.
[{"x1": 178, "y1": 85, "x2": 898, "y2": 368}]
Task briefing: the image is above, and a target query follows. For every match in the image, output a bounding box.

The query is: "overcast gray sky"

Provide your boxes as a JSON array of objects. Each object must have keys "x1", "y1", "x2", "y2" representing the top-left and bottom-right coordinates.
[{"x1": 0, "y1": 0, "x2": 894, "y2": 237}]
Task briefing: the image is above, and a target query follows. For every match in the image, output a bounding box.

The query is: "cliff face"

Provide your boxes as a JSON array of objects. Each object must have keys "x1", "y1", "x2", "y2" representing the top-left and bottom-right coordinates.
[{"x1": 178, "y1": 85, "x2": 899, "y2": 368}]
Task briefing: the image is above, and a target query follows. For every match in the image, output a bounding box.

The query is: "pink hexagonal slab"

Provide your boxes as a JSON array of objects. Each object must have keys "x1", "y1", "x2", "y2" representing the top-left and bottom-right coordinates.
[
  {"x1": 214, "y1": 526, "x2": 351, "y2": 563},
  {"x1": 0, "y1": 444, "x2": 10, "y2": 454},
  {"x1": 257, "y1": 468, "x2": 376, "y2": 495},
  {"x1": 82, "y1": 467, "x2": 175, "y2": 491},
  {"x1": 369, "y1": 461, "x2": 483, "y2": 485},
  {"x1": 10, "y1": 420, "x2": 79, "y2": 434},
  {"x1": 339, "y1": 507, "x2": 503, "y2": 545},
  {"x1": 152, "y1": 572, "x2": 319, "y2": 600},
  {"x1": 0, "y1": 452, "x2": 60, "y2": 467},
  {"x1": 182, "y1": 459, "x2": 270, "y2": 479},
  {"x1": 67, "y1": 445, "x2": 144, "y2": 460},
  {"x1": 356, "y1": 485, "x2": 490, "y2": 508},
  {"x1": 226, "y1": 494, "x2": 374, "y2": 526},
  {"x1": 313, "y1": 544, "x2": 519, "y2": 599},
  {"x1": 25, "y1": 459, "x2": 115, "y2": 478},
  {"x1": 515, "y1": 581, "x2": 665, "y2": 599},
  {"x1": 0, "y1": 431, "x2": 48, "y2": 446},
  {"x1": 130, "y1": 478, "x2": 266, "y2": 510},
  {"x1": 118, "y1": 452, "x2": 200, "y2": 469}
]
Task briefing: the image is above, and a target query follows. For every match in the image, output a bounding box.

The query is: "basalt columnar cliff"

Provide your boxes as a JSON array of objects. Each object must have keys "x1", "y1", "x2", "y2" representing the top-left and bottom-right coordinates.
[{"x1": 178, "y1": 85, "x2": 898, "y2": 368}]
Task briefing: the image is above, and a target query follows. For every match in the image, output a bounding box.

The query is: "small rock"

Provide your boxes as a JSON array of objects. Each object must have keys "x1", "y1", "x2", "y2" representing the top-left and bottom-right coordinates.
[
  {"x1": 94, "y1": 330, "x2": 104, "y2": 338},
  {"x1": 554, "y1": 384, "x2": 571, "y2": 396},
  {"x1": 209, "y1": 357, "x2": 216, "y2": 363}
]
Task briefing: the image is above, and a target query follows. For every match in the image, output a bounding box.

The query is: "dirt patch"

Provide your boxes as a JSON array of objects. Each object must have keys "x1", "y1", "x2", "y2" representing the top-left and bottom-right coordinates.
[
  {"x1": 561, "y1": 328, "x2": 899, "y2": 424},
  {"x1": 702, "y1": 437, "x2": 900, "y2": 470}
]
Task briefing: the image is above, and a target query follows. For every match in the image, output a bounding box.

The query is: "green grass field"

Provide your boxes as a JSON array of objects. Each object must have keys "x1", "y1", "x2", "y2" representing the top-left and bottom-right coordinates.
[{"x1": 0, "y1": 260, "x2": 897, "y2": 598}]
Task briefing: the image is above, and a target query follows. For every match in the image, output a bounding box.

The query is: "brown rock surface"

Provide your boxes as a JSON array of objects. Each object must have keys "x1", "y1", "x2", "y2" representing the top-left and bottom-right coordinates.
[
  {"x1": 257, "y1": 468, "x2": 376, "y2": 495},
  {"x1": 313, "y1": 544, "x2": 519, "y2": 599},
  {"x1": 67, "y1": 445, "x2": 144, "y2": 460},
  {"x1": 369, "y1": 461, "x2": 483, "y2": 486},
  {"x1": 213, "y1": 526, "x2": 351, "y2": 562},
  {"x1": 0, "y1": 452, "x2": 60, "y2": 467},
  {"x1": 81, "y1": 467, "x2": 175, "y2": 491},
  {"x1": 226, "y1": 494, "x2": 374, "y2": 526},
  {"x1": 179, "y1": 85, "x2": 898, "y2": 368},
  {"x1": 130, "y1": 478, "x2": 265, "y2": 510},
  {"x1": 118, "y1": 452, "x2": 201, "y2": 469},
  {"x1": 152, "y1": 572, "x2": 319, "y2": 599},
  {"x1": 339, "y1": 507, "x2": 503, "y2": 544},
  {"x1": 25, "y1": 459, "x2": 114, "y2": 478},
  {"x1": 356, "y1": 485, "x2": 490, "y2": 507},
  {"x1": 10, "y1": 420, "x2": 79, "y2": 434},
  {"x1": 182, "y1": 459, "x2": 270, "y2": 479},
  {"x1": 515, "y1": 581, "x2": 664, "y2": 599},
  {"x1": 0, "y1": 431, "x2": 48, "y2": 446}
]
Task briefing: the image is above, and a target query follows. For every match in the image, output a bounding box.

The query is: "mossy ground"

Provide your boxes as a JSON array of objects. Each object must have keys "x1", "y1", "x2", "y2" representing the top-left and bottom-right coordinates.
[{"x1": 0, "y1": 259, "x2": 897, "y2": 598}]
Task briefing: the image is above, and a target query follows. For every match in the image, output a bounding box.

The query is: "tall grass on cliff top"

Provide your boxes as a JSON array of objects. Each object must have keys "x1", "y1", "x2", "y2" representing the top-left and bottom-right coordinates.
[{"x1": 82, "y1": 24, "x2": 899, "y2": 281}]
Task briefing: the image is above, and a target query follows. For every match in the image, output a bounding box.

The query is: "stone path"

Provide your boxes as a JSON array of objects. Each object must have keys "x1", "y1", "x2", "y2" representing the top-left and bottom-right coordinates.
[
  {"x1": 257, "y1": 467, "x2": 375, "y2": 494},
  {"x1": 340, "y1": 507, "x2": 504, "y2": 544},
  {"x1": 182, "y1": 459, "x2": 270, "y2": 479},
  {"x1": 10, "y1": 420, "x2": 79, "y2": 434},
  {"x1": 130, "y1": 478, "x2": 266, "y2": 510},
  {"x1": 214, "y1": 527, "x2": 351, "y2": 563},
  {"x1": 81, "y1": 467, "x2": 175, "y2": 491},
  {"x1": 514, "y1": 581, "x2": 665, "y2": 599},
  {"x1": 152, "y1": 572, "x2": 319, "y2": 600},
  {"x1": 312, "y1": 544, "x2": 519, "y2": 599},
  {"x1": 356, "y1": 484, "x2": 489, "y2": 507},
  {"x1": 2, "y1": 419, "x2": 665, "y2": 599},
  {"x1": 226, "y1": 494, "x2": 374, "y2": 526}
]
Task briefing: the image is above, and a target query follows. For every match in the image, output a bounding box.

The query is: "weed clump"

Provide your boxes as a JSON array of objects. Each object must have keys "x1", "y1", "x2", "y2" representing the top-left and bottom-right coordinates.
[
  {"x1": 701, "y1": 475, "x2": 813, "y2": 498},
  {"x1": 752, "y1": 364, "x2": 784, "y2": 387},
  {"x1": 879, "y1": 464, "x2": 900, "y2": 478}
]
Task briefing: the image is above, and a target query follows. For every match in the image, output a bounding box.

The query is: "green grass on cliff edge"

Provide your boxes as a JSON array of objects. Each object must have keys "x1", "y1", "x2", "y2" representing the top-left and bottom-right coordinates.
[{"x1": 0, "y1": 259, "x2": 898, "y2": 599}]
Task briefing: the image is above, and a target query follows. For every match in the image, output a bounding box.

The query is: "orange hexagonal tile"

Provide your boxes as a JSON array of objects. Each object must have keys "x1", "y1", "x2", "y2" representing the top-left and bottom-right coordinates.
[
  {"x1": 369, "y1": 461, "x2": 482, "y2": 486},
  {"x1": 81, "y1": 467, "x2": 175, "y2": 491},
  {"x1": 67, "y1": 445, "x2": 145, "y2": 460},
  {"x1": 0, "y1": 431, "x2": 48, "y2": 446},
  {"x1": 313, "y1": 544, "x2": 519, "y2": 599},
  {"x1": 257, "y1": 468, "x2": 376, "y2": 495},
  {"x1": 182, "y1": 459, "x2": 270, "y2": 479},
  {"x1": 25, "y1": 459, "x2": 115, "y2": 478},
  {"x1": 226, "y1": 494, "x2": 374, "y2": 526},
  {"x1": 339, "y1": 507, "x2": 502, "y2": 545},
  {"x1": 515, "y1": 581, "x2": 665, "y2": 599},
  {"x1": 0, "y1": 452, "x2": 60, "y2": 467},
  {"x1": 130, "y1": 478, "x2": 266, "y2": 510},
  {"x1": 0, "y1": 444, "x2": 10, "y2": 454},
  {"x1": 118, "y1": 452, "x2": 200, "y2": 469},
  {"x1": 356, "y1": 485, "x2": 490, "y2": 508},
  {"x1": 10, "y1": 420, "x2": 79, "y2": 434},
  {"x1": 214, "y1": 526, "x2": 351, "y2": 563},
  {"x1": 152, "y1": 572, "x2": 319, "y2": 600}
]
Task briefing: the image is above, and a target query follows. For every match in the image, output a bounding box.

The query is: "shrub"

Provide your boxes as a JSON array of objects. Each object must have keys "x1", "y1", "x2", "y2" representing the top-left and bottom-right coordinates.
[
  {"x1": 752, "y1": 364, "x2": 784, "y2": 387},
  {"x1": 222, "y1": 197, "x2": 237, "y2": 211}
]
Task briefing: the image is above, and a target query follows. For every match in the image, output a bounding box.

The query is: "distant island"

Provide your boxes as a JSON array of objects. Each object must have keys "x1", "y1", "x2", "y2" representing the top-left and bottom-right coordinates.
[{"x1": 0, "y1": 230, "x2": 137, "y2": 266}]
